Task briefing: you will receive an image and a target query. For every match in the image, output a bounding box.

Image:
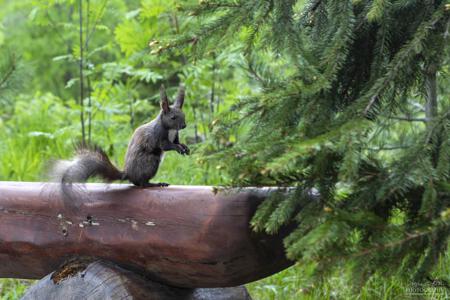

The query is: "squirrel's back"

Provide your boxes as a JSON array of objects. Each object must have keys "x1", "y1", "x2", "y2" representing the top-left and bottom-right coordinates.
[{"x1": 123, "y1": 121, "x2": 164, "y2": 186}]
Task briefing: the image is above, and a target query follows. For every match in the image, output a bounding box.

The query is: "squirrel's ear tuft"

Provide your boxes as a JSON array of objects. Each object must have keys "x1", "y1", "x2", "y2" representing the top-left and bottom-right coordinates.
[
  {"x1": 160, "y1": 84, "x2": 170, "y2": 113},
  {"x1": 175, "y1": 84, "x2": 185, "y2": 109}
]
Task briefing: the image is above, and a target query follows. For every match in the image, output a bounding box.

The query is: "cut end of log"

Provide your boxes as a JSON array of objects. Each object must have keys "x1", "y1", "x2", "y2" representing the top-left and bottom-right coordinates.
[
  {"x1": 50, "y1": 257, "x2": 94, "y2": 284},
  {"x1": 23, "y1": 260, "x2": 254, "y2": 300}
]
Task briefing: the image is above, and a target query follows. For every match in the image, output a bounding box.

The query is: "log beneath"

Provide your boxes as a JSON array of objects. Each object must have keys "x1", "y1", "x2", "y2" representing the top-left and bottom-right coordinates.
[
  {"x1": 22, "y1": 260, "x2": 252, "y2": 300},
  {"x1": 0, "y1": 182, "x2": 292, "y2": 288}
]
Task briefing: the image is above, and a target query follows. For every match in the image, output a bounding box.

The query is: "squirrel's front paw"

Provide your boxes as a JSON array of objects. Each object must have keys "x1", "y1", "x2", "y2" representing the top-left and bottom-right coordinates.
[
  {"x1": 176, "y1": 144, "x2": 190, "y2": 155},
  {"x1": 180, "y1": 143, "x2": 190, "y2": 155}
]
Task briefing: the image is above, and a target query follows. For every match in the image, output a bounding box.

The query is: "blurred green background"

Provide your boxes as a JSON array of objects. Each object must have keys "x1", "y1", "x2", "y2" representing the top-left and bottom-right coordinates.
[{"x1": 0, "y1": 0, "x2": 448, "y2": 299}]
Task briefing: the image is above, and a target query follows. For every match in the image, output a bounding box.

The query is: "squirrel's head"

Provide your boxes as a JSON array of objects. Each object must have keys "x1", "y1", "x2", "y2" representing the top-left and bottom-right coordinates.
[{"x1": 159, "y1": 84, "x2": 187, "y2": 130}]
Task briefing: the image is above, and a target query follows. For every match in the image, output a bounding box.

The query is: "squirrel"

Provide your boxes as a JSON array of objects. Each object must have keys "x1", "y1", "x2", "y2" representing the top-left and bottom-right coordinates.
[{"x1": 54, "y1": 84, "x2": 190, "y2": 190}]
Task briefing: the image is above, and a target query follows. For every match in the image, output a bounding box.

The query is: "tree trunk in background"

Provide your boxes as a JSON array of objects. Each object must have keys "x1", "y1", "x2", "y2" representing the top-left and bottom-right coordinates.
[{"x1": 425, "y1": 63, "x2": 438, "y2": 126}]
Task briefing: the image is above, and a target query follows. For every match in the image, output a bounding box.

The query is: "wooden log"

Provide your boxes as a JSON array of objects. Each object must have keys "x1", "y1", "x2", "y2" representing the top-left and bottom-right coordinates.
[
  {"x1": 22, "y1": 260, "x2": 252, "y2": 300},
  {"x1": 0, "y1": 182, "x2": 292, "y2": 288}
]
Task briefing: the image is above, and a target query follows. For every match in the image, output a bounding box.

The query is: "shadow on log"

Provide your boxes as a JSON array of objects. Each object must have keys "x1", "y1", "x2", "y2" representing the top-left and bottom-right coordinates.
[
  {"x1": 0, "y1": 182, "x2": 293, "y2": 288},
  {"x1": 22, "y1": 260, "x2": 252, "y2": 300}
]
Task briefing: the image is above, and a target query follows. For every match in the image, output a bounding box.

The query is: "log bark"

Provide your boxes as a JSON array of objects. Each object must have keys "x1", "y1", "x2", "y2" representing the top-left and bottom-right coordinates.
[
  {"x1": 0, "y1": 182, "x2": 292, "y2": 288},
  {"x1": 22, "y1": 260, "x2": 252, "y2": 300}
]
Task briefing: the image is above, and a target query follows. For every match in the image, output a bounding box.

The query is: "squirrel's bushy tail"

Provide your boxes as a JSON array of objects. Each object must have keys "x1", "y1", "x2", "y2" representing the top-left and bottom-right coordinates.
[
  {"x1": 52, "y1": 143, "x2": 124, "y2": 207},
  {"x1": 58, "y1": 143, "x2": 123, "y2": 183}
]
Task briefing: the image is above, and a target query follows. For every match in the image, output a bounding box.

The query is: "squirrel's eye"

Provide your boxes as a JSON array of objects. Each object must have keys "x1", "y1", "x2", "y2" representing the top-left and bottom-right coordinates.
[{"x1": 171, "y1": 116, "x2": 177, "y2": 120}]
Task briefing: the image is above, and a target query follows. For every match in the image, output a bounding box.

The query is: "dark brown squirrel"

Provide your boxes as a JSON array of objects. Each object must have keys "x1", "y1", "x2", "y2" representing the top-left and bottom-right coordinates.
[{"x1": 55, "y1": 84, "x2": 190, "y2": 189}]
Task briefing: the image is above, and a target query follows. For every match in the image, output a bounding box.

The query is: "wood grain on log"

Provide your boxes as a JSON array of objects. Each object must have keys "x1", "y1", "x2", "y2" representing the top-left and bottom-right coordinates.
[
  {"x1": 22, "y1": 260, "x2": 252, "y2": 300},
  {"x1": 0, "y1": 182, "x2": 292, "y2": 288}
]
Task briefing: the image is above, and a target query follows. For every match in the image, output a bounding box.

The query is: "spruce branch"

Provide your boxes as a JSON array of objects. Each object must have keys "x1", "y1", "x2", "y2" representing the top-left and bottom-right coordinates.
[
  {"x1": 366, "y1": 145, "x2": 412, "y2": 151},
  {"x1": 186, "y1": 0, "x2": 450, "y2": 288},
  {"x1": 362, "y1": 4, "x2": 446, "y2": 116},
  {"x1": 341, "y1": 224, "x2": 446, "y2": 260},
  {"x1": 387, "y1": 116, "x2": 429, "y2": 122}
]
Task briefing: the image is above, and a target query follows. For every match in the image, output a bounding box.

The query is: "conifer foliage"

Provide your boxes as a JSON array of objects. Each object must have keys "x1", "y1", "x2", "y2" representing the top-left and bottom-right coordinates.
[
  {"x1": 170, "y1": 0, "x2": 450, "y2": 286},
  {"x1": 0, "y1": 51, "x2": 24, "y2": 116}
]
